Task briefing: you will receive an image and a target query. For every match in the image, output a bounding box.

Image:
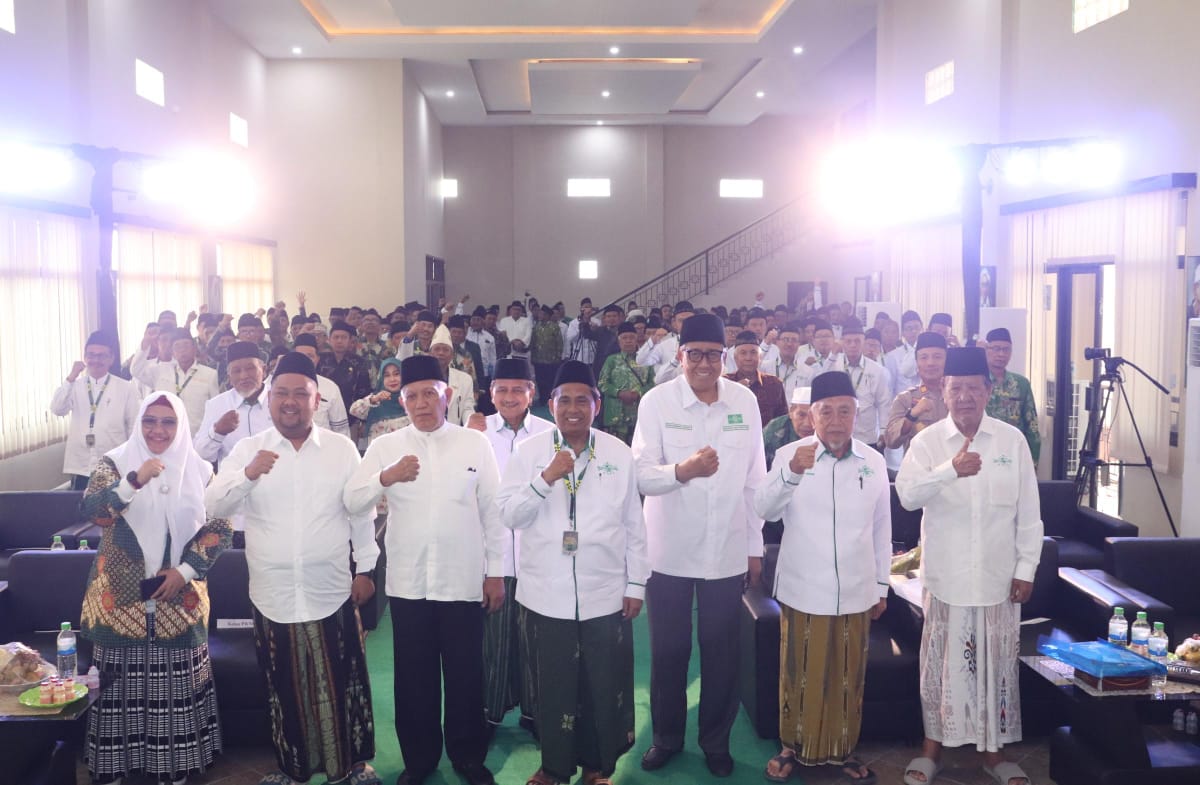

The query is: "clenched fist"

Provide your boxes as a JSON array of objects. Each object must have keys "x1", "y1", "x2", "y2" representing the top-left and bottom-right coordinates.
[
  {"x1": 466, "y1": 412, "x2": 487, "y2": 432},
  {"x1": 68, "y1": 361, "x2": 86, "y2": 382},
  {"x1": 788, "y1": 443, "x2": 819, "y2": 475},
  {"x1": 244, "y1": 450, "x2": 280, "y2": 481},
  {"x1": 214, "y1": 410, "x2": 240, "y2": 436},
  {"x1": 952, "y1": 437, "x2": 982, "y2": 477},
  {"x1": 540, "y1": 449, "x2": 576, "y2": 485},
  {"x1": 136, "y1": 458, "x2": 166, "y2": 487},
  {"x1": 676, "y1": 446, "x2": 719, "y2": 482},
  {"x1": 910, "y1": 396, "x2": 934, "y2": 419},
  {"x1": 381, "y1": 455, "x2": 420, "y2": 486}
]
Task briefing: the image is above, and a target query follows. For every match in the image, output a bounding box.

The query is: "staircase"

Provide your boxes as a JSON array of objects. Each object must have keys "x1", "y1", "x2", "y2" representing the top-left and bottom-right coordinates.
[{"x1": 612, "y1": 197, "x2": 806, "y2": 308}]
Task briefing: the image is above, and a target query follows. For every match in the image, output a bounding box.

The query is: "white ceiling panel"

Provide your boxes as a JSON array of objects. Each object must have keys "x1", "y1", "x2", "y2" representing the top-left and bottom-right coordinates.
[
  {"x1": 528, "y1": 60, "x2": 702, "y2": 116},
  {"x1": 386, "y1": 0, "x2": 702, "y2": 28}
]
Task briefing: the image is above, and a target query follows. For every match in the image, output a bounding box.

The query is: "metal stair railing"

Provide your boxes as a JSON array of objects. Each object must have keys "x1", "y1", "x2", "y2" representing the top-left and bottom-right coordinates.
[{"x1": 610, "y1": 197, "x2": 806, "y2": 309}]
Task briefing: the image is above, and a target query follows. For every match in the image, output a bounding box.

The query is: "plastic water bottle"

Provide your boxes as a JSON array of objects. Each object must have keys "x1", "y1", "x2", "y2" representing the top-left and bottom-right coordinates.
[
  {"x1": 56, "y1": 622, "x2": 77, "y2": 677},
  {"x1": 1108, "y1": 606, "x2": 1128, "y2": 646},
  {"x1": 1149, "y1": 622, "x2": 1169, "y2": 687},
  {"x1": 50, "y1": 535, "x2": 65, "y2": 551},
  {"x1": 78, "y1": 539, "x2": 89, "y2": 550},
  {"x1": 1188, "y1": 710, "x2": 1199, "y2": 736},
  {"x1": 1175, "y1": 708, "x2": 1187, "y2": 731},
  {"x1": 1130, "y1": 611, "x2": 1151, "y2": 655},
  {"x1": 85, "y1": 665, "x2": 101, "y2": 690}
]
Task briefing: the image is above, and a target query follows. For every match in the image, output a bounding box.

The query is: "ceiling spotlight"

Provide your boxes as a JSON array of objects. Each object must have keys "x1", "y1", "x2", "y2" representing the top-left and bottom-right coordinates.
[
  {"x1": 596, "y1": 121, "x2": 604, "y2": 126},
  {"x1": 291, "y1": 46, "x2": 302, "y2": 55},
  {"x1": 601, "y1": 90, "x2": 610, "y2": 98},
  {"x1": 609, "y1": 46, "x2": 620, "y2": 55},
  {"x1": 446, "y1": 90, "x2": 456, "y2": 98},
  {"x1": 793, "y1": 45, "x2": 804, "y2": 55},
  {"x1": 755, "y1": 90, "x2": 765, "y2": 98}
]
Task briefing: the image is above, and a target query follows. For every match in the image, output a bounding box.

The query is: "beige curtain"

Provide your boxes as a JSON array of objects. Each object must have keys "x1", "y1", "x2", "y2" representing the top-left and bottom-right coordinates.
[
  {"x1": 1006, "y1": 189, "x2": 1180, "y2": 470},
  {"x1": 218, "y1": 241, "x2": 274, "y2": 319},
  {"x1": 887, "y1": 220, "x2": 965, "y2": 329},
  {"x1": 113, "y1": 225, "x2": 204, "y2": 355},
  {"x1": 0, "y1": 208, "x2": 85, "y2": 458}
]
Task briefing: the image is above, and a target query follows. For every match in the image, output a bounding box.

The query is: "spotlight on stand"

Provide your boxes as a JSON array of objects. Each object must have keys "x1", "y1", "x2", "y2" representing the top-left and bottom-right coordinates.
[
  {"x1": 0, "y1": 141, "x2": 74, "y2": 195},
  {"x1": 140, "y1": 153, "x2": 256, "y2": 226}
]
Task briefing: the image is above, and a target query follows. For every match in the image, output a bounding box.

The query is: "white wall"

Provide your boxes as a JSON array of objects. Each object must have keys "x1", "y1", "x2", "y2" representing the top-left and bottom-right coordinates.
[{"x1": 402, "y1": 66, "x2": 445, "y2": 305}]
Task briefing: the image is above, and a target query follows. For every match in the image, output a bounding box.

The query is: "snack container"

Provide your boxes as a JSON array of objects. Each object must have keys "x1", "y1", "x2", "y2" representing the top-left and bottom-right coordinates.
[
  {"x1": 62, "y1": 677, "x2": 75, "y2": 693},
  {"x1": 39, "y1": 680, "x2": 52, "y2": 704}
]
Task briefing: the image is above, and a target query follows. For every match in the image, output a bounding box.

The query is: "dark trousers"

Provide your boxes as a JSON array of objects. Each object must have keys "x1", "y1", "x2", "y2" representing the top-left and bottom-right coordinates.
[
  {"x1": 389, "y1": 597, "x2": 487, "y2": 775},
  {"x1": 646, "y1": 571, "x2": 744, "y2": 755},
  {"x1": 533, "y1": 362, "x2": 561, "y2": 405}
]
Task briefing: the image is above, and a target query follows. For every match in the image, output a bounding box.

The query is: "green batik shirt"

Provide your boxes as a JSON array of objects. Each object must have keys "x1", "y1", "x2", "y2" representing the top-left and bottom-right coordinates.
[
  {"x1": 763, "y1": 413, "x2": 801, "y2": 470},
  {"x1": 358, "y1": 339, "x2": 390, "y2": 387},
  {"x1": 597, "y1": 352, "x2": 654, "y2": 435},
  {"x1": 986, "y1": 370, "x2": 1041, "y2": 463},
  {"x1": 531, "y1": 321, "x2": 565, "y2": 365}
]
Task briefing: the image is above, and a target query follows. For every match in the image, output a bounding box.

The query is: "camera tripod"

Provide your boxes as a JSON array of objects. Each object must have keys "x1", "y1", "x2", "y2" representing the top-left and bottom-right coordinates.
[{"x1": 1073, "y1": 353, "x2": 1178, "y2": 537}]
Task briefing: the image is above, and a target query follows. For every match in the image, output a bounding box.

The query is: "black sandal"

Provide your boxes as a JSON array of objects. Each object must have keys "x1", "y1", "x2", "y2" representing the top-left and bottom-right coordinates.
[
  {"x1": 839, "y1": 758, "x2": 877, "y2": 785},
  {"x1": 765, "y1": 750, "x2": 799, "y2": 782}
]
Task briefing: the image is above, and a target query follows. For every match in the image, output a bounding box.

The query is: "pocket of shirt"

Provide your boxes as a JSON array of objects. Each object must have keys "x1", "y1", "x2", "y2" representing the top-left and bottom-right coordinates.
[
  {"x1": 662, "y1": 430, "x2": 696, "y2": 463},
  {"x1": 988, "y1": 469, "x2": 1019, "y2": 507}
]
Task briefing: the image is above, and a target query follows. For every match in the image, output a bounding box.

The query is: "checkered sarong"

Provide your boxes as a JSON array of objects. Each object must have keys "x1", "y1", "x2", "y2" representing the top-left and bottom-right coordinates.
[{"x1": 86, "y1": 614, "x2": 222, "y2": 783}]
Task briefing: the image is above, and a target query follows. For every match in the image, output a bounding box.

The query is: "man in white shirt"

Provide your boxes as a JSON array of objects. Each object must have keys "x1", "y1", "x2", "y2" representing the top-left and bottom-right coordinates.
[
  {"x1": 631, "y1": 313, "x2": 767, "y2": 778},
  {"x1": 754, "y1": 371, "x2": 890, "y2": 784},
  {"x1": 343, "y1": 354, "x2": 505, "y2": 785},
  {"x1": 725, "y1": 307, "x2": 779, "y2": 374},
  {"x1": 498, "y1": 301, "x2": 532, "y2": 358},
  {"x1": 884, "y1": 310, "x2": 924, "y2": 396},
  {"x1": 635, "y1": 300, "x2": 695, "y2": 384},
  {"x1": 565, "y1": 298, "x2": 599, "y2": 366},
  {"x1": 466, "y1": 358, "x2": 554, "y2": 736},
  {"x1": 291, "y1": 335, "x2": 352, "y2": 438},
  {"x1": 467, "y1": 306, "x2": 498, "y2": 384},
  {"x1": 840, "y1": 318, "x2": 892, "y2": 449},
  {"x1": 428, "y1": 324, "x2": 477, "y2": 426},
  {"x1": 796, "y1": 319, "x2": 844, "y2": 385},
  {"x1": 896, "y1": 347, "x2": 1042, "y2": 785},
  {"x1": 759, "y1": 321, "x2": 806, "y2": 402},
  {"x1": 131, "y1": 328, "x2": 220, "y2": 436},
  {"x1": 495, "y1": 360, "x2": 650, "y2": 785},
  {"x1": 204, "y1": 352, "x2": 382, "y2": 785},
  {"x1": 50, "y1": 330, "x2": 141, "y2": 489}
]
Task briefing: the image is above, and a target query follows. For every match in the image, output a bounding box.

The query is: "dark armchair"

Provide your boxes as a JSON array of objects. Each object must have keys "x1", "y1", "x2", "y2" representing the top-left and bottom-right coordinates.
[
  {"x1": 1038, "y1": 481, "x2": 1138, "y2": 569},
  {"x1": 0, "y1": 491, "x2": 96, "y2": 580}
]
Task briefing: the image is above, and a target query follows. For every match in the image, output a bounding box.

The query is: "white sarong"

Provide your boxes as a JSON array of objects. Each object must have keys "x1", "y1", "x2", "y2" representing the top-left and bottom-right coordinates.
[{"x1": 918, "y1": 590, "x2": 1022, "y2": 751}]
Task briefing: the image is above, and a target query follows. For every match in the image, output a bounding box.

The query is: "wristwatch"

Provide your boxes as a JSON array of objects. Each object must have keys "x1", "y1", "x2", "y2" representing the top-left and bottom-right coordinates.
[
  {"x1": 904, "y1": 408, "x2": 919, "y2": 422},
  {"x1": 126, "y1": 471, "x2": 144, "y2": 490}
]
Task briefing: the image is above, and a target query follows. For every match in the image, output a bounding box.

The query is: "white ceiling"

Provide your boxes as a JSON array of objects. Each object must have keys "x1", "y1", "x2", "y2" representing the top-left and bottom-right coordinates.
[{"x1": 204, "y1": 0, "x2": 878, "y2": 126}]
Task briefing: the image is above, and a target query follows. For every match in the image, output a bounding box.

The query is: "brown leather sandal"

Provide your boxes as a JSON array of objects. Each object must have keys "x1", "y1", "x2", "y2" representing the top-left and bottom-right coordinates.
[{"x1": 525, "y1": 769, "x2": 562, "y2": 785}]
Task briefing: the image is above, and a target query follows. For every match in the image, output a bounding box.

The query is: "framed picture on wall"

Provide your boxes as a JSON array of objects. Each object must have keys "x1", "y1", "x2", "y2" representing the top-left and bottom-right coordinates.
[
  {"x1": 980, "y1": 265, "x2": 997, "y2": 308},
  {"x1": 853, "y1": 276, "x2": 870, "y2": 308}
]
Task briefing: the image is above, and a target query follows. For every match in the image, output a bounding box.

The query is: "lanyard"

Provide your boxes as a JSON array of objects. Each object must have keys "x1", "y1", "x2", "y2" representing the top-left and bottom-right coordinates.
[
  {"x1": 86, "y1": 375, "x2": 109, "y2": 431},
  {"x1": 847, "y1": 362, "x2": 865, "y2": 392},
  {"x1": 554, "y1": 430, "x2": 596, "y2": 528},
  {"x1": 174, "y1": 365, "x2": 197, "y2": 395}
]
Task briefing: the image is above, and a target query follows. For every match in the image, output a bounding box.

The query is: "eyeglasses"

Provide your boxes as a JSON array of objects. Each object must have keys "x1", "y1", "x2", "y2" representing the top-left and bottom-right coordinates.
[
  {"x1": 683, "y1": 349, "x2": 725, "y2": 364},
  {"x1": 141, "y1": 417, "x2": 178, "y2": 429},
  {"x1": 84, "y1": 352, "x2": 112, "y2": 361}
]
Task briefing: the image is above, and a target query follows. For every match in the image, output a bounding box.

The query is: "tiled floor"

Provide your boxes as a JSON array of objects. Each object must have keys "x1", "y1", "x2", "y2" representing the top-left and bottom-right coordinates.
[{"x1": 75, "y1": 737, "x2": 1056, "y2": 784}]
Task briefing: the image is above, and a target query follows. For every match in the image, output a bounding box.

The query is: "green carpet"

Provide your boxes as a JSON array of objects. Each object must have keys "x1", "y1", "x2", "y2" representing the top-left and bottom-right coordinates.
[{"x1": 363, "y1": 604, "x2": 780, "y2": 785}]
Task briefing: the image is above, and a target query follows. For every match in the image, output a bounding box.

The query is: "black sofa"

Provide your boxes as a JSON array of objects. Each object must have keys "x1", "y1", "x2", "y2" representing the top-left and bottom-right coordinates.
[
  {"x1": 1037, "y1": 481, "x2": 1138, "y2": 569},
  {"x1": 0, "y1": 549, "x2": 95, "y2": 668},
  {"x1": 0, "y1": 491, "x2": 100, "y2": 580},
  {"x1": 205, "y1": 548, "x2": 271, "y2": 745}
]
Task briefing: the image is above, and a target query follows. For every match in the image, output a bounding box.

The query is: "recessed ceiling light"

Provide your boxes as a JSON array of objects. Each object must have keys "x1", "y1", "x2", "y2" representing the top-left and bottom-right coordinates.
[
  {"x1": 596, "y1": 121, "x2": 604, "y2": 126},
  {"x1": 609, "y1": 46, "x2": 620, "y2": 55},
  {"x1": 793, "y1": 45, "x2": 804, "y2": 55},
  {"x1": 291, "y1": 46, "x2": 302, "y2": 55},
  {"x1": 446, "y1": 90, "x2": 456, "y2": 98},
  {"x1": 756, "y1": 90, "x2": 765, "y2": 98},
  {"x1": 601, "y1": 90, "x2": 611, "y2": 98}
]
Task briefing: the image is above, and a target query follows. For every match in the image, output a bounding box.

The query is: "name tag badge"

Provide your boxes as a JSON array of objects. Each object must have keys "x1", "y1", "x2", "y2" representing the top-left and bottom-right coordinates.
[
  {"x1": 562, "y1": 530, "x2": 579, "y2": 556},
  {"x1": 85, "y1": 434, "x2": 96, "y2": 448}
]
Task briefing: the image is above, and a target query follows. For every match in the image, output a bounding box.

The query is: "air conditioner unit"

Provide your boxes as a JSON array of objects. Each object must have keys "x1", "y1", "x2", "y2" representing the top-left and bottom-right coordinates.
[{"x1": 1180, "y1": 319, "x2": 1200, "y2": 536}]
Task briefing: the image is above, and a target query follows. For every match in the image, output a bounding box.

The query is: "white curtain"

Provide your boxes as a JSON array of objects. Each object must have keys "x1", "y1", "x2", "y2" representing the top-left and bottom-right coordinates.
[
  {"x1": 218, "y1": 241, "x2": 274, "y2": 319},
  {"x1": 113, "y1": 225, "x2": 204, "y2": 357},
  {"x1": 887, "y1": 220, "x2": 965, "y2": 328},
  {"x1": 0, "y1": 207, "x2": 85, "y2": 458},
  {"x1": 1006, "y1": 189, "x2": 1180, "y2": 470}
]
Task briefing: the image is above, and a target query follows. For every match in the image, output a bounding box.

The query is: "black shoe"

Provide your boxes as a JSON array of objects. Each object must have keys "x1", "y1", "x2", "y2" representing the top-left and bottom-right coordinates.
[
  {"x1": 396, "y1": 771, "x2": 429, "y2": 785},
  {"x1": 640, "y1": 745, "x2": 679, "y2": 771},
  {"x1": 704, "y1": 752, "x2": 734, "y2": 777},
  {"x1": 451, "y1": 762, "x2": 496, "y2": 785},
  {"x1": 519, "y1": 715, "x2": 540, "y2": 740}
]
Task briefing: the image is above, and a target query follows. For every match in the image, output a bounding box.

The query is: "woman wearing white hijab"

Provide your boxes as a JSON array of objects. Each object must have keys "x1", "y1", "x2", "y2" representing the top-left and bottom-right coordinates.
[{"x1": 79, "y1": 391, "x2": 232, "y2": 785}]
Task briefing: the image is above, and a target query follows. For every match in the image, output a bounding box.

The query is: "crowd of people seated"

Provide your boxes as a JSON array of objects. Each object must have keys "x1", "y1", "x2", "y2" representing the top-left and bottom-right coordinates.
[{"x1": 40, "y1": 288, "x2": 1043, "y2": 785}]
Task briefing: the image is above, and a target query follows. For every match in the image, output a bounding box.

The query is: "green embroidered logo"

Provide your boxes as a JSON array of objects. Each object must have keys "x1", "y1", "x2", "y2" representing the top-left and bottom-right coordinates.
[
  {"x1": 858, "y1": 466, "x2": 875, "y2": 479},
  {"x1": 993, "y1": 455, "x2": 1012, "y2": 466},
  {"x1": 727, "y1": 414, "x2": 744, "y2": 425},
  {"x1": 598, "y1": 462, "x2": 618, "y2": 476}
]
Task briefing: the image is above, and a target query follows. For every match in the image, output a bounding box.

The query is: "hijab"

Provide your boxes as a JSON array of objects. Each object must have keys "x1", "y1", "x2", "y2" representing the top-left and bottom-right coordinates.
[
  {"x1": 106, "y1": 391, "x2": 212, "y2": 579},
  {"x1": 367, "y1": 357, "x2": 408, "y2": 428}
]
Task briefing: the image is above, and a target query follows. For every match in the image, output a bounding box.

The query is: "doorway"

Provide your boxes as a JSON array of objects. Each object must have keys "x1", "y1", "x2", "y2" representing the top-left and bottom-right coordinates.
[{"x1": 1040, "y1": 260, "x2": 1116, "y2": 504}]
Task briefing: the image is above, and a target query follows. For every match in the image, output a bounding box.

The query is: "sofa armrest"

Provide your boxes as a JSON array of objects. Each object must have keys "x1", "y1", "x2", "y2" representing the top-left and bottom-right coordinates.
[
  {"x1": 1074, "y1": 507, "x2": 1137, "y2": 551},
  {"x1": 1057, "y1": 567, "x2": 1175, "y2": 638},
  {"x1": 0, "y1": 581, "x2": 9, "y2": 640},
  {"x1": 1078, "y1": 569, "x2": 1174, "y2": 634}
]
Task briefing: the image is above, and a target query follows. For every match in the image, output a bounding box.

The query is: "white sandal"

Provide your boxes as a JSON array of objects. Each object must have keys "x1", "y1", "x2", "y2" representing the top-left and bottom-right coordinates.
[
  {"x1": 984, "y1": 761, "x2": 1031, "y2": 785},
  {"x1": 903, "y1": 756, "x2": 942, "y2": 785}
]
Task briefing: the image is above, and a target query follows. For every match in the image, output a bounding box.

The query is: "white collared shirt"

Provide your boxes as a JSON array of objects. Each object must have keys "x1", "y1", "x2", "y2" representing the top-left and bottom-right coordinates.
[
  {"x1": 632, "y1": 375, "x2": 767, "y2": 579},
  {"x1": 134, "y1": 359, "x2": 220, "y2": 436},
  {"x1": 843, "y1": 356, "x2": 892, "y2": 443},
  {"x1": 484, "y1": 411, "x2": 555, "y2": 576},
  {"x1": 204, "y1": 426, "x2": 380, "y2": 624},
  {"x1": 884, "y1": 342, "x2": 919, "y2": 396},
  {"x1": 343, "y1": 421, "x2": 505, "y2": 601},
  {"x1": 760, "y1": 353, "x2": 806, "y2": 402},
  {"x1": 755, "y1": 436, "x2": 891, "y2": 615},
  {"x1": 313, "y1": 375, "x2": 351, "y2": 437},
  {"x1": 635, "y1": 333, "x2": 682, "y2": 383},
  {"x1": 466, "y1": 328, "x2": 498, "y2": 378},
  {"x1": 498, "y1": 316, "x2": 532, "y2": 350},
  {"x1": 193, "y1": 385, "x2": 273, "y2": 466},
  {"x1": 896, "y1": 416, "x2": 1043, "y2": 606},
  {"x1": 723, "y1": 342, "x2": 780, "y2": 375},
  {"x1": 447, "y1": 366, "x2": 477, "y2": 426},
  {"x1": 496, "y1": 428, "x2": 650, "y2": 621},
  {"x1": 49, "y1": 373, "x2": 141, "y2": 476}
]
